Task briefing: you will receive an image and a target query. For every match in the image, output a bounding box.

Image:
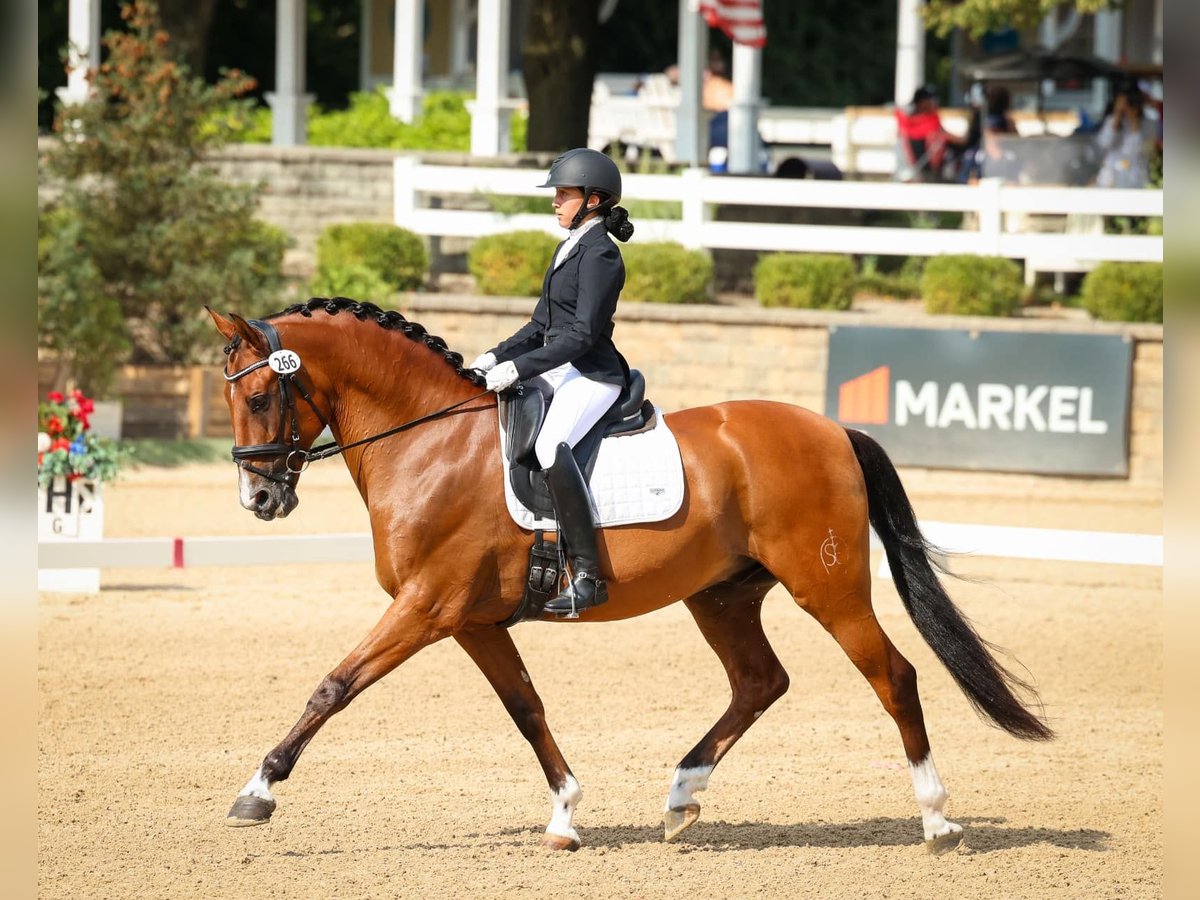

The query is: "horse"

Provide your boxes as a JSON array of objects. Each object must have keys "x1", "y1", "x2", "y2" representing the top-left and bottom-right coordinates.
[{"x1": 208, "y1": 297, "x2": 1052, "y2": 853}]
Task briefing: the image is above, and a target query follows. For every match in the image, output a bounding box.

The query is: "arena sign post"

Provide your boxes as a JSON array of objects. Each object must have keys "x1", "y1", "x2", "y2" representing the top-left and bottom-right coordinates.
[{"x1": 826, "y1": 326, "x2": 1133, "y2": 476}]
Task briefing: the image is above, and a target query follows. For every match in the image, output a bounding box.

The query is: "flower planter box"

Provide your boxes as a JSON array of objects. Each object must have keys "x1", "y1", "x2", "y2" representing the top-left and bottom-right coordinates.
[{"x1": 37, "y1": 478, "x2": 105, "y2": 593}]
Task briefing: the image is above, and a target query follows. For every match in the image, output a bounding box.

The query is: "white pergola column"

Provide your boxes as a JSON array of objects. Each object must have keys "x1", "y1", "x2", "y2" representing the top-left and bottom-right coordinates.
[
  {"x1": 56, "y1": 0, "x2": 100, "y2": 107},
  {"x1": 893, "y1": 0, "x2": 926, "y2": 107},
  {"x1": 1092, "y1": 7, "x2": 1123, "y2": 111},
  {"x1": 265, "y1": 0, "x2": 313, "y2": 146},
  {"x1": 674, "y1": 0, "x2": 707, "y2": 167},
  {"x1": 727, "y1": 42, "x2": 762, "y2": 174},
  {"x1": 390, "y1": 0, "x2": 423, "y2": 122},
  {"x1": 470, "y1": 0, "x2": 511, "y2": 156},
  {"x1": 450, "y1": 0, "x2": 472, "y2": 81}
]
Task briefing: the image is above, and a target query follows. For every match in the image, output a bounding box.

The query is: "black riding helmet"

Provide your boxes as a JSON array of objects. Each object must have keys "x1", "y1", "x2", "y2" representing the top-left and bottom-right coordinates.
[{"x1": 539, "y1": 148, "x2": 622, "y2": 228}]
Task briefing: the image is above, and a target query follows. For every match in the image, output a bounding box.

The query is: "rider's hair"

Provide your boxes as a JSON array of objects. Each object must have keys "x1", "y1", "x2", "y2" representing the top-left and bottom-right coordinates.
[{"x1": 603, "y1": 203, "x2": 634, "y2": 242}]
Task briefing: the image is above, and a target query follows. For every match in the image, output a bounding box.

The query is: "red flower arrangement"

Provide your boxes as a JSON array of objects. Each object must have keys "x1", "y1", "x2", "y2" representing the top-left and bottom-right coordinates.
[{"x1": 37, "y1": 389, "x2": 126, "y2": 487}]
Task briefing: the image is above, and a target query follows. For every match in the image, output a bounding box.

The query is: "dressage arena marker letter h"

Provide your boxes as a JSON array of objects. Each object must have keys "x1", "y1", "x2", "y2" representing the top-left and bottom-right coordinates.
[{"x1": 38, "y1": 477, "x2": 105, "y2": 593}]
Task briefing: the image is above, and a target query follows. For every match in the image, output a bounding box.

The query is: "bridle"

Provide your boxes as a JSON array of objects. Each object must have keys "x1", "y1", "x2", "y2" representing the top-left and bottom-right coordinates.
[{"x1": 224, "y1": 319, "x2": 490, "y2": 485}]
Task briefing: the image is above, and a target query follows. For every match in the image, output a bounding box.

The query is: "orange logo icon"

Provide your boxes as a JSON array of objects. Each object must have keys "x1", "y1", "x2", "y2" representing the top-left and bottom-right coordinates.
[{"x1": 838, "y1": 366, "x2": 890, "y2": 424}]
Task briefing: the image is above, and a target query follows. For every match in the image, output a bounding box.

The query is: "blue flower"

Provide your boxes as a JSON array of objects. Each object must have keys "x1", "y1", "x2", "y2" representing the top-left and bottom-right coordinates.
[{"x1": 70, "y1": 438, "x2": 87, "y2": 455}]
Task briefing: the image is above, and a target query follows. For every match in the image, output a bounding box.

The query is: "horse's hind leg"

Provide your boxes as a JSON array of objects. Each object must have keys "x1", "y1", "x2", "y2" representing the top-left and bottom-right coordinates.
[
  {"x1": 226, "y1": 592, "x2": 453, "y2": 826},
  {"x1": 663, "y1": 572, "x2": 789, "y2": 841},
  {"x1": 801, "y1": 575, "x2": 963, "y2": 853},
  {"x1": 454, "y1": 627, "x2": 584, "y2": 851}
]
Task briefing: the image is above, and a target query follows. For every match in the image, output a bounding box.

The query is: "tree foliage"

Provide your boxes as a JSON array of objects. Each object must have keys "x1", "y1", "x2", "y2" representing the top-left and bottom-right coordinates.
[
  {"x1": 40, "y1": 1, "x2": 288, "y2": 395},
  {"x1": 923, "y1": 0, "x2": 1117, "y2": 38}
]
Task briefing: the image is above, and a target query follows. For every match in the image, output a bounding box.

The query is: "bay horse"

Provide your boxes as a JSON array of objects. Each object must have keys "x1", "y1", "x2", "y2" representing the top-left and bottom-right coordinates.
[{"x1": 209, "y1": 298, "x2": 1052, "y2": 853}]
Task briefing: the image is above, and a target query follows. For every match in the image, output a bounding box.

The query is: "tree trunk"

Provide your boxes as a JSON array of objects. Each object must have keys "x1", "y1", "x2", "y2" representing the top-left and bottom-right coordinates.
[
  {"x1": 159, "y1": 0, "x2": 219, "y2": 76},
  {"x1": 523, "y1": 0, "x2": 601, "y2": 152}
]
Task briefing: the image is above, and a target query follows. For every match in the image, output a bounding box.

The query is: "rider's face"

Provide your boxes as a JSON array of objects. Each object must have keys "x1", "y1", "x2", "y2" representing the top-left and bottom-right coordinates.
[{"x1": 552, "y1": 186, "x2": 597, "y2": 229}]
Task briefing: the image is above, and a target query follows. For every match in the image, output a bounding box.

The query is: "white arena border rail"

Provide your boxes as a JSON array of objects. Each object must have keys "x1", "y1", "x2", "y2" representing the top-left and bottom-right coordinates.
[
  {"x1": 38, "y1": 522, "x2": 1162, "y2": 572},
  {"x1": 394, "y1": 159, "x2": 1163, "y2": 279}
]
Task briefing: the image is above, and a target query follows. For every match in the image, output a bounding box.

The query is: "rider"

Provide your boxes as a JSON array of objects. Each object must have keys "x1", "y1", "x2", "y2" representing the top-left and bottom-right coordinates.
[{"x1": 470, "y1": 148, "x2": 635, "y2": 615}]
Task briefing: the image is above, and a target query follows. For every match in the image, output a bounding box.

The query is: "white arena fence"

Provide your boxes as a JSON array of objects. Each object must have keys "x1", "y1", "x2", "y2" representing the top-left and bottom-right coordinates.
[
  {"x1": 394, "y1": 159, "x2": 1162, "y2": 281},
  {"x1": 37, "y1": 523, "x2": 1162, "y2": 573}
]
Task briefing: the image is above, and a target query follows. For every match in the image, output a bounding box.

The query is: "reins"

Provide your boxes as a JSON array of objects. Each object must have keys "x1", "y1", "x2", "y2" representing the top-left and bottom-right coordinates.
[{"x1": 225, "y1": 318, "x2": 491, "y2": 480}]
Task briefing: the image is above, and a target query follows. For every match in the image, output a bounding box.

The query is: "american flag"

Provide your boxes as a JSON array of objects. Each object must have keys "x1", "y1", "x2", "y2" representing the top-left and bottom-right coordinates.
[{"x1": 699, "y1": 0, "x2": 767, "y2": 48}]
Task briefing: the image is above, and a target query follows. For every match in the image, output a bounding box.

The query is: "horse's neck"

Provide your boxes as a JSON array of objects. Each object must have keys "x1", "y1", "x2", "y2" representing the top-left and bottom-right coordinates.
[{"x1": 306, "y1": 322, "x2": 487, "y2": 493}]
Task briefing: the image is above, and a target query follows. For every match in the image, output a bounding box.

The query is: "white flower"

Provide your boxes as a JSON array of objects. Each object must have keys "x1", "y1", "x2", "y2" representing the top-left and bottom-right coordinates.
[{"x1": 38, "y1": 432, "x2": 51, "y2": 453}]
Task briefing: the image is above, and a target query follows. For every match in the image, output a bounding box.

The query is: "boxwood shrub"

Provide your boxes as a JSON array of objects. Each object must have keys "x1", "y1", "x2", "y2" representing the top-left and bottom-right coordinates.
[
  {"x1": 620, "y1": 242, "x2": 712, "y2": 303},
  {"x1": 468, "y1": 230, "x2": 559, "y2": 296},
  {"x1": 921, "y1": 254, "x2": 1022, "y2": 317},
  {"x1": 754, "y1": 253, "x2": 855, "y2": 310},
  {"x1": 1080, "y1": 261, "x2": 1163, "y2": 323},
  {"x1": 315, "y1": 222, "x2": 427, "y2": 292}
]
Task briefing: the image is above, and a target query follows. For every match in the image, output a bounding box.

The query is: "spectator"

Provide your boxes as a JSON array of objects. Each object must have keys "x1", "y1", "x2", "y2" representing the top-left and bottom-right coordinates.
[
  {"x1": 971, "y1": 85, "x2": 1019, "y2": 182},
  {"x1": 1096, "y1": 80, "x2": 1155, "y2": 189},
  {"x1": 895, "y1": 87, "x2": 963, "y2": 183}
]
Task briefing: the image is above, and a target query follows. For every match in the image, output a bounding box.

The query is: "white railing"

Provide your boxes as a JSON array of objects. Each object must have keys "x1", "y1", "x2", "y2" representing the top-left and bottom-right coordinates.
[{"x1": 393, "y1": 158, "x2": 1163, "y2": 276}]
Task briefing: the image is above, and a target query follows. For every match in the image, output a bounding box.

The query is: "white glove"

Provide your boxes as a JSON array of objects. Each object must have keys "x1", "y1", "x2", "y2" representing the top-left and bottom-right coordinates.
[
  {"x1": 469, "y1": 351, "x2": 498, "y2": 372},
  {"x1": 485, "y1": 360, "x2": 520, "y2": 393}
]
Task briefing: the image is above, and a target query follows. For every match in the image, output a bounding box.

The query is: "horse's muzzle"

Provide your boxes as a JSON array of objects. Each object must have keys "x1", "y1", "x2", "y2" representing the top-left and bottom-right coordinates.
[{"x1": 242, "y1": 475, "x2": 299, "y2": 520}]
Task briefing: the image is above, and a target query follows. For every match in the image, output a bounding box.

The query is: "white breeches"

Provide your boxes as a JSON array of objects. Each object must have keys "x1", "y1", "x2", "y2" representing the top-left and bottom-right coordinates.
[{"x1": 534, "y1": 363, "x2": 621, "y2": 469}]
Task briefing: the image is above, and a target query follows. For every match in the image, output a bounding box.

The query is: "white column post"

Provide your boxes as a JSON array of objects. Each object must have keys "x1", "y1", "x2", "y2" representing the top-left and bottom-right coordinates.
[
  {"x1": 727, "y1": 42, "x2": 762, "y2": 174},
  {"x1": 1092, "y1": 7, "x2": 1123, "y2": 111},
  {"x1": 470, "y1": 0, "x2": 511, "y2": 157},
  {"x1": 450, "y1": 0, "x2": 472, "y2": 81},
  {"x1": 265, "y1": 0, "x2": 313, "y2": 147},
  {"x1": 390, "y1": 0, "x2": 423, "y2": 122},
  {"x1": 894, "y1": 0, "x2": 926, "y2": 107},
  {"x1": 674, "y1": 0, "x2": 707, "y2": 167},
  {"x1": 57, "y1": 0, "x2": 101, "y2": 107}
]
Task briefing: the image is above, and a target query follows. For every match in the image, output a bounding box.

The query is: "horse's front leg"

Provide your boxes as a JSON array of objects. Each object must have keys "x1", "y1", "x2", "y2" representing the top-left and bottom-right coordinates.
[
  {"x1": 226, "y1": 592, "x2": 452, "y2": 826},
  {"x1": 454, "y1": 627, "x2": 583, "y2": 851}
]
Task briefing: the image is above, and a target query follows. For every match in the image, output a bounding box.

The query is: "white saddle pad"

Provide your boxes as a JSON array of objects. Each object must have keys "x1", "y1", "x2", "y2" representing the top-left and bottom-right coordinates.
[{"x1": 499, "y1": 406, "x2": 685, "y2": 531}]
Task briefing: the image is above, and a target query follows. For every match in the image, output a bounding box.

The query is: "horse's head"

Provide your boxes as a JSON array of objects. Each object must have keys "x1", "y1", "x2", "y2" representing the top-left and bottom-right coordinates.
[{"x1": 208, "y1": 307, "x2": 330, "y2": 521}]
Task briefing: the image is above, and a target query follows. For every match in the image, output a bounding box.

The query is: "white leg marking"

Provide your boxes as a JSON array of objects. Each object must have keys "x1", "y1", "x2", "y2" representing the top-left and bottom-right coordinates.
[
  {"x1": 545, "y1": 774, "x2": 582, "y2": 843},
  {"x1": 908, "y1": 754, "x2": 961, "y2": 841},
  {"x1": 238, "y1": 767, "x2": 275, "y2": 802},
  {"x1": 665, "y1": 765, "x2": 712, "y2": 812}
]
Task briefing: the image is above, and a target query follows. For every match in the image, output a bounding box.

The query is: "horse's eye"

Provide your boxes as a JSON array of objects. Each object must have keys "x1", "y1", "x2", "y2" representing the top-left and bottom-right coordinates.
[{"x1": 248, "y1": 393, "x2": 270, "y2": 413}]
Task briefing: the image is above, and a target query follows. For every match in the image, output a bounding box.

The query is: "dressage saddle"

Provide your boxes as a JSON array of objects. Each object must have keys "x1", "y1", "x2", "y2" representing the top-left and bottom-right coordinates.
[{"x1": 500, "y1": 369, "x2": 655, "y2": 520}]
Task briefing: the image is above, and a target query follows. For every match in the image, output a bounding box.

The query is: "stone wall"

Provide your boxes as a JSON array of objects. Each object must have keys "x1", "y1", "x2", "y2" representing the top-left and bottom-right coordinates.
[{"x1": 399, "y1": 295, "x2": 1164, "y2": 493}]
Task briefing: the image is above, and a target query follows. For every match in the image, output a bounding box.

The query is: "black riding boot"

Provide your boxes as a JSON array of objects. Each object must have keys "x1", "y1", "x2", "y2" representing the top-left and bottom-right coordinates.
[{"x1": 544, "y1": 442, "x2": 608, "y2": 616}]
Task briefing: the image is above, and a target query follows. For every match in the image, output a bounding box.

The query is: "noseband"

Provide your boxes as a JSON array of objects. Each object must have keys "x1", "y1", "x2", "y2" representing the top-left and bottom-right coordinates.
[
  {"x1": 225, "y1": 319, "x2": 492, "y2": 486},
  {"x1": 224, "y1": 319, "x2": 332, "y2": 485}
]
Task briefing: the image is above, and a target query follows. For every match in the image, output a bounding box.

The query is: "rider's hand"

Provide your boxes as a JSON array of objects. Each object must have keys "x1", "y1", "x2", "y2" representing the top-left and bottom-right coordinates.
[
  {"x1": 469, "y1": 351, "x2": 498, "y2": 372},
  {"x1": 485, "y1": 360, "x2": 520, "y2": 393}
]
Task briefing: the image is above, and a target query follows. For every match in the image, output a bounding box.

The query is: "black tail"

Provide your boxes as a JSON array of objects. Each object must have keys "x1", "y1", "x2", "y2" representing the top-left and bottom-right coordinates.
[{"x1": 845, "y1": 428, "x2": 1054, "y2": 742}]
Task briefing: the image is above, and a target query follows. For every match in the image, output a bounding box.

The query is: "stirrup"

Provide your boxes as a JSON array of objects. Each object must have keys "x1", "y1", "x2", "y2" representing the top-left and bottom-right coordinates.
[{"x1": 545, "y1": 573, "x2": 608, "y2": 618}]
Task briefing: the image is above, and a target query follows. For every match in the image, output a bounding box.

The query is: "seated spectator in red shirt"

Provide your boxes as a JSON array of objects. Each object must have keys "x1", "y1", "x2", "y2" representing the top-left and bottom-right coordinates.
[{"x1": 895, "y1": 87, "x2": 963, "y2": 182}]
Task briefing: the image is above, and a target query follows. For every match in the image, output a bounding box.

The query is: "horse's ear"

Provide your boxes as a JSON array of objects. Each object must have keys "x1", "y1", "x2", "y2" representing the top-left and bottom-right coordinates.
[
  {"x1": 228, "y1": 312, "x2": 270, "y2": 355},
  {"x1": 206, "y1": 306, "x2": 238, "y2": 341}
]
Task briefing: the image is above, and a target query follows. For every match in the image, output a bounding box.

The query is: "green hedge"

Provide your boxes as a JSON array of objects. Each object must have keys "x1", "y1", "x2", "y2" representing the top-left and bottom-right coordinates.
[
  {"x1": 315, "y1": 222, "x2": 427, "y2": 292},
  {"x1": 468, "y1": 231, "x2": 559, "y2": 296},
  {"x1": 308, "y1": 262, "x2": 393, "y2": 301},
  {"x1": 1080, "y1": 262, "x2": 1163, "y2": 323},
  {"x1": 620, "y1": 242, "x2": 712, "y2": 303},
  {"x1": 224, "y1": 89, "x2": 527, "y2": 152},
  {"x1": 921, "y1": 255, "x2": 1022, "y2": 317},
  {"x1": 754, "y1": 253, "x2": 855, "y2": 310}
]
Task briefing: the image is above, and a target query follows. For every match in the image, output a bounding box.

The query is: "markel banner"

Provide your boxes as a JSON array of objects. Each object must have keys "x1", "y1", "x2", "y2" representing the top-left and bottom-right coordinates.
[{"x1": 825, "y1": 326, "x2": 1132, "y2": 475}]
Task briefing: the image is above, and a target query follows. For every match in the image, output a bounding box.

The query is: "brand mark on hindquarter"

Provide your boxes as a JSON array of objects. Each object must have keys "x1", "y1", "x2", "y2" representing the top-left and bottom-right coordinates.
[{"x1": 820, "y1": 529, "x2": 845, "y2": 574}]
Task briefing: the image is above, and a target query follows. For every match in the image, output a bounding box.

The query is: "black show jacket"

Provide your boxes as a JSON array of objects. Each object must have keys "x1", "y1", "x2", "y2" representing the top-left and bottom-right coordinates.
[{"x1": 489, "y1": 223, "x2": 629, "y2": 388}]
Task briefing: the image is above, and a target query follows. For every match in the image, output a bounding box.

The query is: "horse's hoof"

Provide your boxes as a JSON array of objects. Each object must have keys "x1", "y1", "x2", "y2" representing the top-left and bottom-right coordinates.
[
  {"x1": 225, "y1": 795, "x2": 276, "y2": 827},
  {"x1": 925, "y1": 829, "x2": 965, "y2": 855},
  {"x1": 663, "y1": 804, "x2": 701, "y2": 842},
  {"x1": 540, "y1": 831, "x2": 581, "y2": 852}
]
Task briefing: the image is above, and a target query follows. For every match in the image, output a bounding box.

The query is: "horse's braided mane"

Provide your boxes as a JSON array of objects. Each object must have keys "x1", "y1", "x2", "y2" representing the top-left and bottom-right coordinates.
[{"x1": 227, "y1": 296, "x2": 485, "y2": 387}]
